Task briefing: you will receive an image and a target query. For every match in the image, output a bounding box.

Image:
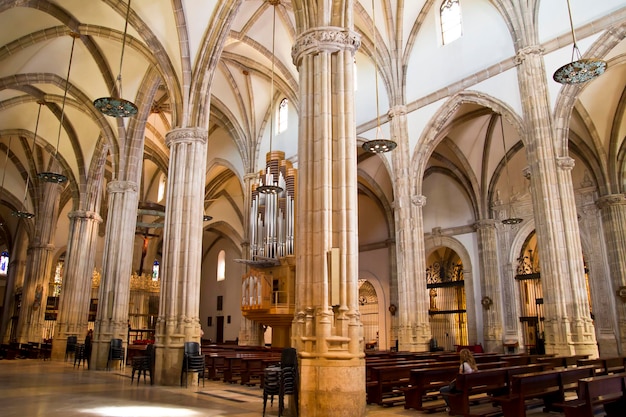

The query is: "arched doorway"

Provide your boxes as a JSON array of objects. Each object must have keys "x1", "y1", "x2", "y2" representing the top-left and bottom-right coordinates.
[
  {"x1": 358, "y1": 280, "x2": 379, "y2": 350},
  {"x1": 425, "y1": 249, "x2": 468, "y2": 351}
]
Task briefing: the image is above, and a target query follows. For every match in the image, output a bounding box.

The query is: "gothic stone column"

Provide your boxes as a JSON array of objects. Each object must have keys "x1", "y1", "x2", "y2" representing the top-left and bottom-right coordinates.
[
  {"x1": 291, "y1": 27, "x2": 365, "y2": 417},
  {"x1": 17, "y1": 181, "x2": 61, "y2": 344},
  {"x1": 154, "y1": 127, "x2": 207, "y2": 385},
  {"x1": 596, "y1": 194, "x2": 626, "y2": 354},
  {"x1": 516, "y1": 46, "x2": 597, "y2": 357},
  {"x1": 238, "y1": 173, "x2": 265, "y2": 347},
  {"x1": 92, "y1": 181, "x2": 139, "y2": 369},
  {"x1": 51, "y1": 210, "x2": 102, "y2": 362},
  {"x1": 474, "y1": 220, "x2": 503, "y2": 353},
  {"x1": 389, "y1": 105, "x2": 431, "y2": 352}
]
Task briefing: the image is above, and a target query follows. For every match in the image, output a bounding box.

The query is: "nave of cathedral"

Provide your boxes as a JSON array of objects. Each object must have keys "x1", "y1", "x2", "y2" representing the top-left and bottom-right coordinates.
[{"x1": 0, "y1": 1, "x2": 625, "y2": 416}]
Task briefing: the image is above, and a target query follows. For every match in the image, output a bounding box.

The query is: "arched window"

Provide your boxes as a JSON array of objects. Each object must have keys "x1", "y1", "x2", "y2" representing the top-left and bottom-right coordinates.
[
  {"x1": 152, "y1": 260, "x2": 160, "y2": 281},
  {"x1": 157, "y1": 173, "x2": 167, "y2": 202},
  {"x1": 0, "y1": 251, "x2": 9, "y2": 275},
  {"x1": 440, "y1": 0, "x2": 462, "y2": 45},
  {"x1": 53, "y1": 259, "x2": 64, "y2": 296},
  {"x1": 217, "y1": 250, "x2": 226, "y2": 281},
  {"x1": 278, "y1": 98, "x2": 288, "y2": 133}
]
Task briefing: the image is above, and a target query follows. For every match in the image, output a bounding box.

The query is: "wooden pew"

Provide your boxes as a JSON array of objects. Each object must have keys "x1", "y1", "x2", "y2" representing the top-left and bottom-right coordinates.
[
  {"x1": 445, "y1": 367, "x2": 510, "y2": 417},
  {"x1": 493, "y1": 366, "x2": 596, "y2": 417},
  {"x1": 561, "y1": 373, "x2": 626, "y2": 417},
  {"x1": 402, "y1": 362, "x2": 538, "y2": 412},
  {"x1": 403, "y1": 365, "x2": 458, "y2": 411},
  {"x1": 240, "y1": 356, "x2": 281, "y2": 386},
  {"x1": 366, "y1": 360, "x2": 509, "y2": 406}
]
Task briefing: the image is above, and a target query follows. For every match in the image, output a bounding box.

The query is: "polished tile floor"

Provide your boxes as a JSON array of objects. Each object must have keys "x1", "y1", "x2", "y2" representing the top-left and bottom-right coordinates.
[{"x1": 0, "y1": 359, "x2": 558, "y2": 417}]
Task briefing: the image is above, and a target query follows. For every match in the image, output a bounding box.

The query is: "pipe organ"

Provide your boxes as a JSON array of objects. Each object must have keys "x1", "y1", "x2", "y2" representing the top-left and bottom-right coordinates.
[
  {"x1": 250, "y1": 151, "x2": 296, "y2": 261},
  {"x1": 240, "y1": 151, "x2": 297, "y2": 347}
]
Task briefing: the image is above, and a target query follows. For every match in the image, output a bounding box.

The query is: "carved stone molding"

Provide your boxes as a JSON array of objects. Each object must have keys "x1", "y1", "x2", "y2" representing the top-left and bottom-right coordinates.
[
  {"x1": 292, "y1": 27, "x2": 361, "y2": 66},
  {"x1": 388, "y1": 105, "x2": 407, "y2": 119},
  {"x1": 515, "y1": 45, "x2": 545, "y2": 65},
  {"x1": 556, "y1": 156, "x2": 575, "y2": 171},
  {"x1": 107, "y1": 180, "x2": 137, "y2": 194},
  {"x1": 596, "y1": 194, "x2": 626, "y2": 209},
  {"x1": 473, "y1": 219, "x2": 498, "y2": 231},
  {"x1": 68, "y1": 210, "x2": 102, "y2": 222},
  {"x1": 165, "y1": 127, "x2": 208, "y2": 147},
  {"x1": 411, "y1": 195, "x2": 427, "y2": 207}
]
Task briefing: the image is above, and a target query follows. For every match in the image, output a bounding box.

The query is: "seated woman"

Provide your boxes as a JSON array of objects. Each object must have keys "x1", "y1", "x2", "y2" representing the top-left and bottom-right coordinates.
[{"x1": 439, "y1": 348, "x2": 478, "y2": 411}]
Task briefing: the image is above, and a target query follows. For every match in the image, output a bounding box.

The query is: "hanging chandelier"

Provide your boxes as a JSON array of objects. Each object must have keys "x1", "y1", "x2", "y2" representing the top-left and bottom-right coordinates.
[
  {"x1": 38, "y1": 33, "x2": 80, "y2": 185},
  {"x1": 553, "y1": 0, "x2": 606, "y2": 84},
  {"x1": 362, "y1": 0, "x2": 396, "y2": 153},
  {"x1": 93, "y1": 0, "x2": 138, "y2": 117}
]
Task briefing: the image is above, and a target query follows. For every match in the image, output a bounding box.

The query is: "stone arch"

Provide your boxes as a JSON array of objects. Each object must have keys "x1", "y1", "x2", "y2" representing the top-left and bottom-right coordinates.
[{"x1": 424, "y1": 234, "x2": 477, "y2": 347}]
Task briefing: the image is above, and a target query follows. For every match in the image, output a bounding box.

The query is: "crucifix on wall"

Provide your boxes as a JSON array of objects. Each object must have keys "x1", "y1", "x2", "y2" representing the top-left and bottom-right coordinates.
[{"x1": 135, "y1": 228, "x2": 160, "y2": 276}]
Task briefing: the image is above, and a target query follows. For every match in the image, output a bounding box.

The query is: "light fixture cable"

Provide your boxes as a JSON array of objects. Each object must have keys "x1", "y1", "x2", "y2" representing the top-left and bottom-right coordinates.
[
  {"x1": 498, "y1": 114, "x2": 522, "y2": 225},
  {"x1": 362, "y1": 0, "x2": 396, "y2": 153},
  {"x1": 257, "y1": 1, "x2": 283, "y2": 194}
]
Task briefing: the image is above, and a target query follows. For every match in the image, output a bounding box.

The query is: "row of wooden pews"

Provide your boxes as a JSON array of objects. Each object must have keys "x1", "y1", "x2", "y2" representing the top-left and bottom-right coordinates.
[
  {"x1": 444, "y1": 355, "x2": 626, "y2": 417},
  {"x1": 202, "y1": 344, "x2": 282, "y2": 386}
]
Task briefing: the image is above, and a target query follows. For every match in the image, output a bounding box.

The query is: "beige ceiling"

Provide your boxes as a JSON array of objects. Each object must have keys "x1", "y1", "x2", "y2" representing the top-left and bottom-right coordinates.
[{"x1": 0, "y1": 0, "x2": 624, "y2": 252}]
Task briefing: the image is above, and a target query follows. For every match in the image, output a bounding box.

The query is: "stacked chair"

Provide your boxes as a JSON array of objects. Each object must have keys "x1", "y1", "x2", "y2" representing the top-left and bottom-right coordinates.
[
  {"x1": 263, "y1": 365, "x2": 281, "y2": 417},
  {"x1": 280, "y1": 347, "x2": 299, "y2": 417},
  {"x1": 106, "y1": 338, "x2": 125, "y2": 370},
  {"x1": 180, "y1": 341, "x2": 205, "y2": 387},
  {"x1": 64, "y1": 335, "x2": 77, "y2": 362},
  {"x1": 131, "y1": 344, "x2": 155, "y2": 385}
]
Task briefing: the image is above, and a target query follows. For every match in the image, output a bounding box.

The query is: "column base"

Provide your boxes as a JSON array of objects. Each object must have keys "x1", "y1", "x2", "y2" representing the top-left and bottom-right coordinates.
[{"x1": 299, "y1": 356, "x2": 365, "y2": 417}]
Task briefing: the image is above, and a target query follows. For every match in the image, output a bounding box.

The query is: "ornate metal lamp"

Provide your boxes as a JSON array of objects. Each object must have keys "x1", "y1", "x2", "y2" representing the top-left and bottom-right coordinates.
[
  {"x1": 362, "y1": 0, "x2": 396, "y2": 153},
  {"x1": 93, "y1": 0, "x2": 138, "y2": 117},
  {"x1": 498, "y1": 114, "x2": 522, "y2": 225},
  {"x1": 38, "y1": 33, "x2": 81, "y2": 184},
  {"x1": 257, "y1": 0, "x2": 283, "y2": 194},
  {"x1": 553, "y1": 0, "x2": 607, "y2": 84}
]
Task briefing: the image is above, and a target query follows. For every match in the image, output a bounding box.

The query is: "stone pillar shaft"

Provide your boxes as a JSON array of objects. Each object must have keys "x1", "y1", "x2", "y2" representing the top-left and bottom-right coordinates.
[
  {"x1": 474, "y1": 220, "x2": 503, "y2": 352},
  {"x1": 51, "y1": 210, "x2": 102, "y2": 361},
  {"x1": 92, "y1": 181, "x2": 139, "y2": 369},
  {"x1": 155, "y1": 127, "x2": 207, "y2": 385},
  {"x1": 292, "y1": 27, "x2": 365, "y2": 417},
  {"x1": 17, "y1": 181, "x2": 61, "y2": 344},
  {"x1": 596, "y1": 194, "x2": 626, "y2": 353},
  {"x1": 516, "y1": 47, "x2": 597, "y2": 357},
  {"x1": 389, "y1": 105, "x2": 431, "y2": 352}
]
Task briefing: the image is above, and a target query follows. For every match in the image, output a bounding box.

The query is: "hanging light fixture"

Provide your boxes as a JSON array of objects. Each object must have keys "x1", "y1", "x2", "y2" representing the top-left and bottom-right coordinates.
[
  {"x1": 93, "y1": 0, "x2": 138, "y2": 117},
  {"x1": 257, "y1": 0, "x2": 283, "y2": 195},
  {"x1": 362, "y1": 0, "x2": 396, "y2": 153},
  {"x1": 553, "y1": 0, "x2": 606, "y2": 84},
  {"x1": 39, "y1": 32, "x2": 81, "y2": 184},
  {"x1": 498, "y1": 114, "x2": 523, "y2": 225}
]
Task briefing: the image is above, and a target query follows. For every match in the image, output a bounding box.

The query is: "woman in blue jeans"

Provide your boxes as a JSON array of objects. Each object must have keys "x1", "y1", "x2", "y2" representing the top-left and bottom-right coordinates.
[{"x1": 440, "y1": 348, "x2": 478, "y2": 412}]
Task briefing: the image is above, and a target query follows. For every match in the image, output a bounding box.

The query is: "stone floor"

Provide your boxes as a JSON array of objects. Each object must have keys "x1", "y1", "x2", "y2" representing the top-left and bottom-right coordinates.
[{"x1": 0, "y1": 359, "x2": 562, "y2": 417}]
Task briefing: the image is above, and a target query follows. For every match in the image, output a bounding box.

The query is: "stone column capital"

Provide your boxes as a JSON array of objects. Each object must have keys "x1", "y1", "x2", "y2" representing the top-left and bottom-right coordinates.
[
  {"x1": 473, "y1": 219, "x2": 498, "y2": 231},
  {"x1": 596, "y1": 194, "x2": 626, "y2": 209},
  {"x1": 68, "y1": 210, "x2": 103, "y2": 223},
  {"x1": 292, "y1": 27, "x2": 361, "y2": 66},
  {"x1": 165, "y1": 127, "x2": 208, "y2": 147},
  {"x1": 107, "y1": 180, "x2": 137, "y2": 194},
  {"x1": 411, "y1": 195, "x2": 427, "y2": 207},
  {"x1": 28, "y1": 243, "x2": 55, "y2": 252},
  {"x1": 556, "y1": 156, "x2": 575, "y2": 171},
  {"x1": 388, "y1": 105, "x2": 407, "y2": 119},
  {"x1": 515, "y1": 45, "x2": 545, "y2": 64}
]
